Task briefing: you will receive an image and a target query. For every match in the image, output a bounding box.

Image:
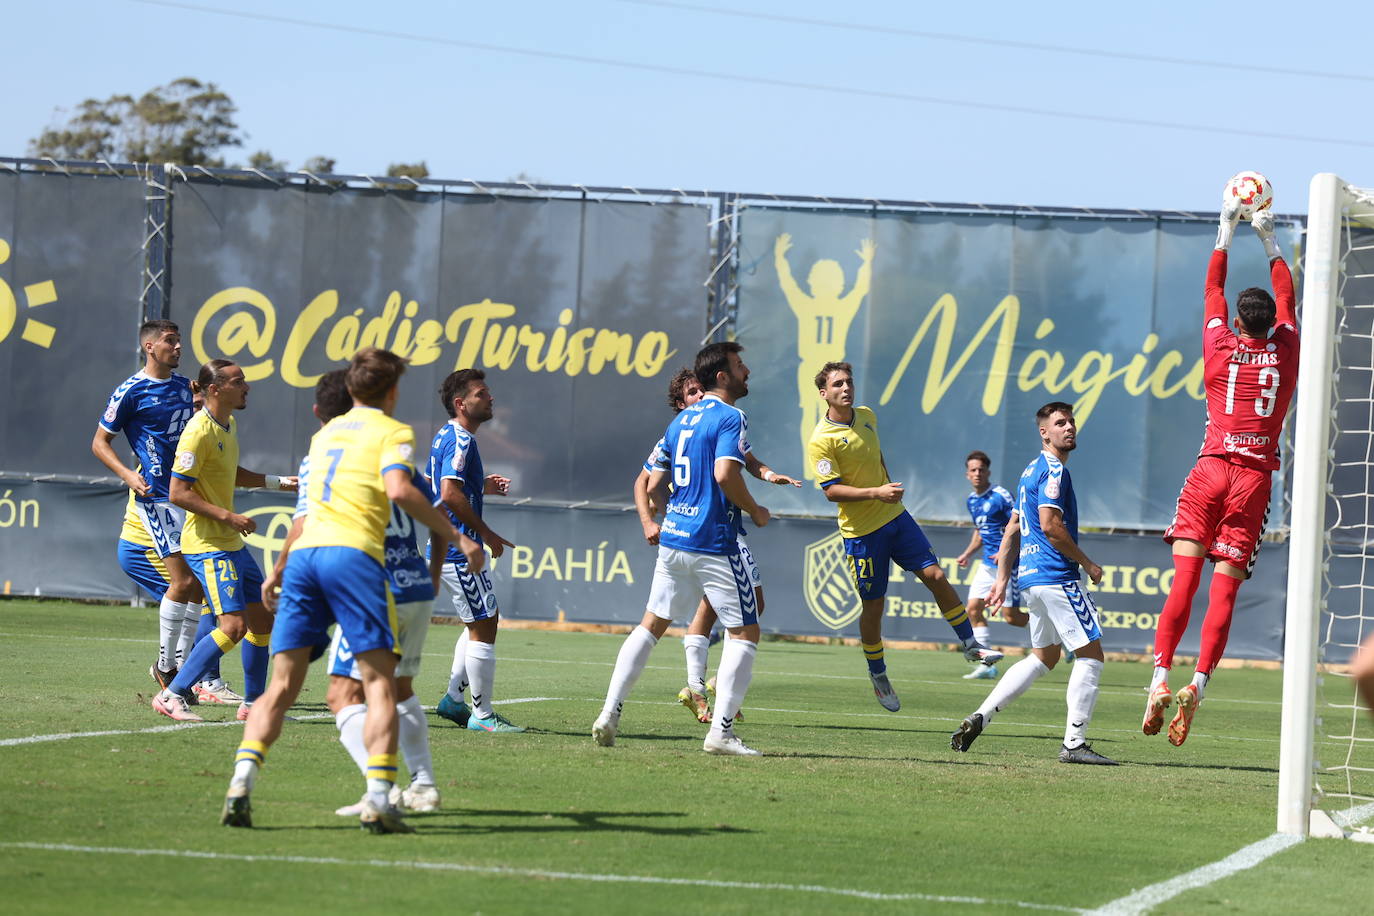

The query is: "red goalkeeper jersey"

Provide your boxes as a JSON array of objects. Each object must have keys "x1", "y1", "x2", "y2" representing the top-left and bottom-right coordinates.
[{"x1": 1195, "y1": 250, "x2": 1298, "y2": 472}]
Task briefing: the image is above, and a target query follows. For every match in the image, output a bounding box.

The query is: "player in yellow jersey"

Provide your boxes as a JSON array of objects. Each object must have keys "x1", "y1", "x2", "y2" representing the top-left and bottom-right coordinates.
[
  {"x1": 152, "y1": 360, "x2": 296, "y2": 721},
  {"x1": 806, "y1": 361, "x2": 1002, "y2": 712},
  {"x1": 222, "y1": 348, "x2": 465, "y2": 834}
]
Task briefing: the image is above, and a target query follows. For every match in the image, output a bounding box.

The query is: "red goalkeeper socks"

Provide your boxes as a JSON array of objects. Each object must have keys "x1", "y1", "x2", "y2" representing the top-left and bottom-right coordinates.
[{"x1": 1153, "y1": 553, "x2": 1206, "y2": 668}]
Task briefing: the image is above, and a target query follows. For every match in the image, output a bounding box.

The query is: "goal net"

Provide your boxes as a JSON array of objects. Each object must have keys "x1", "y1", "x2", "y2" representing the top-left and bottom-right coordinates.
[{"x1": 1279, "y1": 173, "x2": 1374, "y2": 837}]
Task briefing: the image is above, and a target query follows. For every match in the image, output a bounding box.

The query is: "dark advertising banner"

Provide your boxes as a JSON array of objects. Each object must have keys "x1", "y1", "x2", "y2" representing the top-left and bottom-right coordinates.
[
  {"x1": 733, "y1": 207, "x2": 1300, "y2": 529},
  {"x1": 2, "y1": 478, "x2": 1290, "y2": 662},
  {"x1": 0, "y1": 171, "x2": 146, "y2": 475},
  {"x1": 170, "y1": 181, "x2": 710, "y2": 503}
]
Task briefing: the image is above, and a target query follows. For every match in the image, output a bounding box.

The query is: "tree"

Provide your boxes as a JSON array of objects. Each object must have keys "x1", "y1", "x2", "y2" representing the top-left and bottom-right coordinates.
[
  {"x1": 387, "y1": 161, "x2": 429, "y2": 180},
  {"x1": 246, "y1": 150, "x2": 287, "y2": 171},
  {"x1": 29, "y1": 77, "x2": 244, "y2": 166},
  {"x1": 301, "y1": 156, "x2": 337, "y2": 174}
]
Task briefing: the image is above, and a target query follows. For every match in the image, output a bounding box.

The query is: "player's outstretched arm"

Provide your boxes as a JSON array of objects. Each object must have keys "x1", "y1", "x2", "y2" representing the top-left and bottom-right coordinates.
[
  {"x1": 744, "y1": 451, "x2": 802, "y2": 487},
  {"x1": 956, "y1": 529, "x2": 981, "y2": 568},
  {"x1": 715, "y1": 459, "x2": 769, "y2": 528},
  {"x1": 774, "y1": 233, "x2": 805, "y2": 310},
  {"x1": 1252, "y1": 210, "x2": 1297, "y2": 327},
  {"x1": 235, "y1": 467, "x2": 298, "y2": 492},
  {"x1": 1205, "y1": 200, "x2": 1241, "y2": 326},
  {"x1": 90, "y1": 428, "x2": 149, "y2": 496}
]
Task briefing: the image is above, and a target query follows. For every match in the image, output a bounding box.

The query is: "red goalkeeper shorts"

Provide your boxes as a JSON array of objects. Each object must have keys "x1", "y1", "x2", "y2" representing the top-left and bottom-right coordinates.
[{"x1": 1163, "y1": 455, "x2": 1272, "y2": 573}]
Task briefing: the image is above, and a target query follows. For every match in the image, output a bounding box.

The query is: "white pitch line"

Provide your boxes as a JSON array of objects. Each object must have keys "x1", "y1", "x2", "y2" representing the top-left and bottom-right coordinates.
[
  {"x1": 0, "y1": 713, "x2": 333, "y2": 747},
  {"x1": 0, "y1": 842, "x2": 1083, "y2": 911},
  {"x1": 1084, "y1": 833, "x2": 1304, "y2": 915}
]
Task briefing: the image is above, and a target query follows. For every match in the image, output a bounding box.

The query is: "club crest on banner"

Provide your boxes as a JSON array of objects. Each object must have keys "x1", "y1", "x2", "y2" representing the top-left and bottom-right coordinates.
[{"x1": 803, "y1": 530, "x2": 860, "y2": 630}]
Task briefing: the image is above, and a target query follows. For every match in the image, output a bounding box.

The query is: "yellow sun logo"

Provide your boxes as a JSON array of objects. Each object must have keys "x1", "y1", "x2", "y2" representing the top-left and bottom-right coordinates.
[{"x1": 0, "y1": 238, "x2": 59, "y2": 348}]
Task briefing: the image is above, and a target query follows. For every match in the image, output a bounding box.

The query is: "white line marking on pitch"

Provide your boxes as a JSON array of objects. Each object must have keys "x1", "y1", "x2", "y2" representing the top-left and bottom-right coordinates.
[
  {"x1": 1084, "y1": 833, "x2": 1303, "y2": 915},
  {"x1": 0, "y1": 714, "x2": 333, "y2": 747},
  {"x1": 0, "y1": 842, "x2": 1083, "y2": 911}
]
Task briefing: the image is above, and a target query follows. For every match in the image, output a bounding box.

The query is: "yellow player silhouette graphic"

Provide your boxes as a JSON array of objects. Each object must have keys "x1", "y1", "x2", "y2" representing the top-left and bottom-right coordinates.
[{"x1": 774, "y1": 233, "x2": 875, "y2": 476}]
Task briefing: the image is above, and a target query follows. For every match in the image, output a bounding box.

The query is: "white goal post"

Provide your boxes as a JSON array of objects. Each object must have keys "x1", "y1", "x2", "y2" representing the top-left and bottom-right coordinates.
[{"x1": 1278, "y1": 173, "x2": 1374, "y2": 837}]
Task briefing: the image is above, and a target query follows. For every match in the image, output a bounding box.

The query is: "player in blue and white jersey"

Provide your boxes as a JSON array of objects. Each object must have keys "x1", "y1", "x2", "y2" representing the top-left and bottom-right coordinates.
[
  {"x1": 93, "y1": 319, "x2": 219, "y2": 695},
  {"x1": 954, "y1": 450, "x2": 1028, "y2": 680},
  {"x1": 595, "y1": 342, "x2": 772, "y2": 756},
  {"x1": 951, "y1": 402, "x2": 1116, "y2": 765},
  {"x1": 426, "y1": 368, "x2": 521, "y2": 734},
  {"x1": 261, "y1": 370, "x2": 451, "y2": 815},
  {"x1": 633, "y1": 367, "x2": 800, "y2": 724}
]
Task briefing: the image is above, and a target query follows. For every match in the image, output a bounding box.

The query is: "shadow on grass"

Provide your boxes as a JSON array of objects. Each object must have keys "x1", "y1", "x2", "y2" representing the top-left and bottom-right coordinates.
[{"x1": 405, "y1": 807, "x2": 751, "y2": 837}]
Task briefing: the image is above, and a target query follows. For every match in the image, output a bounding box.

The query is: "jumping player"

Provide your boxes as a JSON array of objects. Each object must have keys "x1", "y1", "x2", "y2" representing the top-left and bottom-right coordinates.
[
  {"x1": 954, "y1": 450, "x2": 1029, "y2": 680},
  {"x1": 594, "y1": 342, "x2": 771, "y2": 755},
  {"x1": 807, "y1": 362, "x2": 1002, "y2": 712},
  {"x1": 93, "y1": 319, "x2": 207, "y2": 691},
  {"x1": 951, "y1": 402, "x2": 1116, "y2": 766},
  {"x1": 1144, "y1": 202, "x2": 1298, "y2": 746}
]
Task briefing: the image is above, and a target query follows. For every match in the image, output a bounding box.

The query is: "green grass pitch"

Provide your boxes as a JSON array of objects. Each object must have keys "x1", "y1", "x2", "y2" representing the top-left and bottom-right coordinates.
[{"x1": 1, "y1": 600, "x2": 1371, "y2": 914}]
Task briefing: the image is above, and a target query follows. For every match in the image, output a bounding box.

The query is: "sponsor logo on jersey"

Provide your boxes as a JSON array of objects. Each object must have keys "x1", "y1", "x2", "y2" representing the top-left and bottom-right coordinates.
[
  {"x1": 1223, "y1": 432, "x2": 1270, "y2": 450},
  {"x1": 666, "y1": 502, "x2": 699, "y2": 517},
  {"x1": 802, "y1": 530, "x2": 862, "y2": 630}
]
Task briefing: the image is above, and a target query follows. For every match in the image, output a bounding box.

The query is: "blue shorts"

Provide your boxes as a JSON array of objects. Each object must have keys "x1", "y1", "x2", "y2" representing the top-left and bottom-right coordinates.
[
  {"x1": 117, "y1": 540, "x2": 171, "y2": 600},
  {"x1": 187, "y1": 547, "x2": 264, "y2": 615},
  {"x1": 843, "y1": 511, "x2": 939, "y2": 601},
  {"x1": 274, "y1": 546, "x2": 398, "y2": 658}
]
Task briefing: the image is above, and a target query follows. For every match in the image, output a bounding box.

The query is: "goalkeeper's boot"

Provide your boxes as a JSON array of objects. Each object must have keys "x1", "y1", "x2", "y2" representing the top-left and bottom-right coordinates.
[
  {"x1": 194, "y1": 678, "x2": 244, "y2": 705},
  {"x1": 705, "y1": 676, "x2": 743, "y2": 721},
  {"x1": 401, "y1": 783, "x2": 441, "y2": 813},
  {"x1": 592, "y1": 710, "x2": 619, "y2": 747},
  {"x1": 950, "y1": 713, "x2": 984, "y2": 752},
  {"x1": 1058, "y1": 743, "x2": 1118, "y2": 765},
  {"x1": 152, "y1": 689, "x2": 203, "y2": 722},
  {"x1": 963, "y1": 664, "x2": 998, "y2": 680},
  {"x1": 869, "y1": 671, "x2": 901, "y2": 711},
  {"x1": 436, "y1": 694, "x2": 472, "y2": 728},
  {"x1": 467, "y1": 711, "x2": 525, "y2": 733},
  {"x1": 1168, "y1": 684, "x2": 1200, "y2": 747},
  {"x1": 359, "y1": 798, "x2": 415, "y2": 834},
  {"x1": 149, "y1": 663, "x2": 178, "y2": 692},
  {"x1": 220, "y1": 786, "x2": 253, "y2": 828},
  {"x1": 1142, "y1": 683, "x2": 1172, "y2": 736},
  {"x1": 961, "y1": 640, "x2": 1004, "y2": 666}
]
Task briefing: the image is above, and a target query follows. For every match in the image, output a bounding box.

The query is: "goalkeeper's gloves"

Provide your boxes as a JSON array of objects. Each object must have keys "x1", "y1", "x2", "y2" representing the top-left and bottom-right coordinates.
[
  {"x1": 1215, "y1": 198, "x2": 1242, "y2": 251},
  {"x1": 1252, "y1": 209, "x2": 1282, "y2": 260}
]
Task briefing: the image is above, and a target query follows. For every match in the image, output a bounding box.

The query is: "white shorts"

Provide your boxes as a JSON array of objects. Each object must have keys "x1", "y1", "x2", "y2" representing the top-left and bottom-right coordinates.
[
  {"x1": 1024, "y1": 580, "x2": 1103, "y2": 652},
  {"x1": 137, "y1": 500, "x2": 185, "y2": 558},
  {"x1": 439, "y1": 560, "x2": 499, "y2": 624},
  {"x1": 646, "y1": 546, "x2": 758, "y2": 629},
  {"x1": 327, "y1": 599, "x2": 433, "y2": 680},
  {"x1": 737, "y1": 534, "x2": 763, "y2": 589},
  {"x1": 967, "y1": 561, "x2": 1019, "y2": 606}
]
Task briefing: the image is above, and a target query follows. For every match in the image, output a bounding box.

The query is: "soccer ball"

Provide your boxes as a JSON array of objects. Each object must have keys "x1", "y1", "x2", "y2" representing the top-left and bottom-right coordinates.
[{"x1": 1224, "y1": 171, "x2": 1274, "y2": 218}]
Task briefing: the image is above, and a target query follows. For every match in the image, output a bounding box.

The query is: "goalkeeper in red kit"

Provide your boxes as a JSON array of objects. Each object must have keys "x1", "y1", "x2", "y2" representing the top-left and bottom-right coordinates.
[{"x1": 1143, "y1": 195, "x2": 1298, "y2": 746}]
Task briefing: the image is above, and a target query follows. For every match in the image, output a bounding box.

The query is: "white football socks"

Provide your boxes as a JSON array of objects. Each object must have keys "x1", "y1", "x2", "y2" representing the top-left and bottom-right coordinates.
[
  {"x1": 446, "y1": 627, "x2": 471, "y2": 703},
  {"x1": 683, "y1": 634, "x2": 709, "y2": 692},
  {"x1": 709, "y1": 637, "x2": 757, "y2": 736},
  {"x1": 157, "y1": 597, "x2": 186, "y2": 671},
  {"x1": 602, "y1": 625, "x2": 658, "y2": 717},
  {"x1": 1190, "y1": 669, "x2": 1210, "y2": 700},
  {"x1": 976, "y1": 654, "x2": 1050, "y2": 724},
  {"x1": 334, "y1": 703, "x2": 369, "y2": 775},
  {"x1": 1064, "y1": 658, "x2": 1104, "y2": 749},
  {"x1": 176, "y1": 603, "x2": 201, "y2": 668},
  {"x1": 396, "y1": 695, "x2": 435, "y2": 786},
  {"x1": 1150, "y1": 665, "x2": 1170, "y2": 691},
  {"x1": 466, "y1": 640, "x2": 496, "y2": 720},
  {"x1": 973, "y1": 625, "x2": 991, "y2": 647}
]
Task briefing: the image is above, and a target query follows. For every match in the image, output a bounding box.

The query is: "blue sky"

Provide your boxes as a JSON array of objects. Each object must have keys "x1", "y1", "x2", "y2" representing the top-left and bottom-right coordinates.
[{"x1": 2, "y1": 0, "x2": 1366, "y2": 213}]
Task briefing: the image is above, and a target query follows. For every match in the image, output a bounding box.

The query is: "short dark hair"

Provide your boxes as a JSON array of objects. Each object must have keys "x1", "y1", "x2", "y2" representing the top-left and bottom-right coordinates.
[
  {"x1": 966, "y1": 450, "x2": 990, "y2": 468},
  {"x1": 347, "y1": 347, "x2": 406, "y2": 405},
  {"x1": 1236, "y1": 287, "x2": 1277, "y2": 336},
  {"x1": 139, "y1": 319, "x2": 179, "y2": 342},
  {"x1": 191, "y1": 359, "x2": 237, "y2": 395},
  {"x1": 314, "y1": 369, "x2": 351, "y2": 423},
  {"x1": 814, "y1": 361, "x2": 853, "y2": 391},
  {"x1": 694, "y1": 341, "x2": 743, "y2": 391},
  {"x1": 1036, "y1": 401, "x2": 1074, "y2": 422},
  {"x1": 439, "y1": 368, "x2": 486, "y2": 418},
  {"x1": 667, "y1": 367, "x2": 697, "y2": 413}
]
